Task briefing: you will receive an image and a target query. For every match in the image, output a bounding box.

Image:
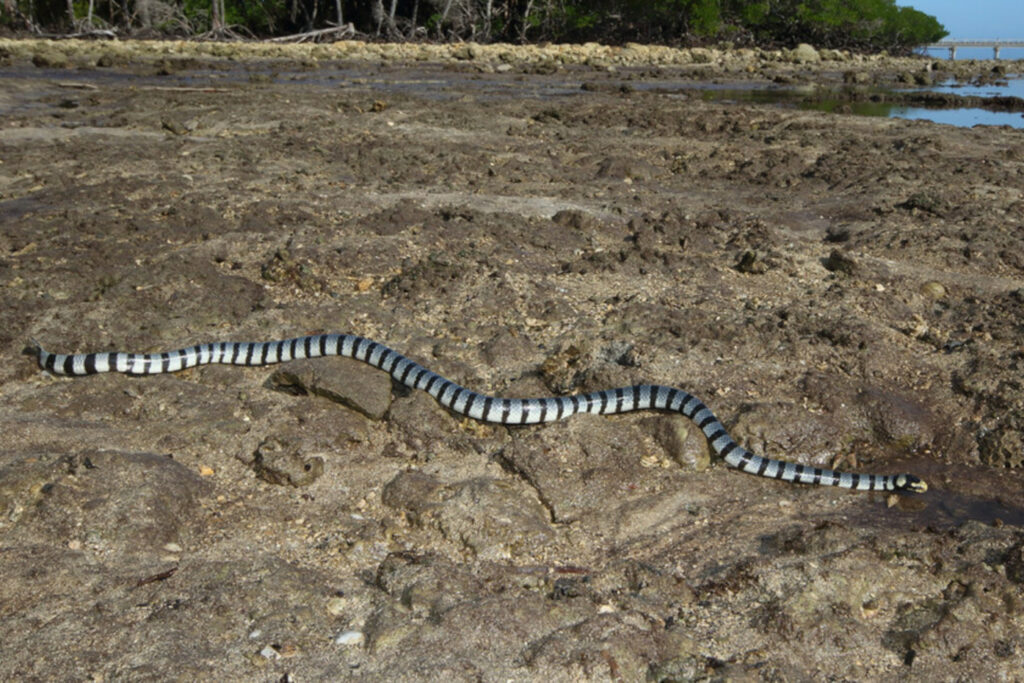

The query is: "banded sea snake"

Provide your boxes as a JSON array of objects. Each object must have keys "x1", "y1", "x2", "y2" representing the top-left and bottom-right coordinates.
[{"x1": 32, "y1": 334, "x2": 927, "y2": 493}]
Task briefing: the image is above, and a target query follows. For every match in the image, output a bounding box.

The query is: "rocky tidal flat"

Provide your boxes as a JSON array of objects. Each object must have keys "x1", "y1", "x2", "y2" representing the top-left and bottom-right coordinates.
[{"x1": 1, "y1": 39, "x2": 1023, "y2": 680}]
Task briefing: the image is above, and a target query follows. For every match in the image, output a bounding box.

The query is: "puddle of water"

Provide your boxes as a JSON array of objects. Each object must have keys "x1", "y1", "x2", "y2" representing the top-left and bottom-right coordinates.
[
  {"x1": 699, "y1": 83, "x2": 1024, "y2": 129},
  {"x1": 917, "y1": 77, "x2": 1024, "y2": 100},
  {"x1": 923, "y1": 488, "x2": 1024, "y2": 528},
  {"x1": 881, "y1": 105, "x2": 1024, "y2": 128},
  {"x1": 833, "y1": 458, "x2": 1024, "y2": 532},
  {"x1": 891, "y1": 458, "x2": 1024, "y2": 530},
  {"x1": 889, "y1": 76, "x2": 1024, "y2": 127},
  {"x1": 799, "y1": 97, "x2": 1024, "y2": 128}
]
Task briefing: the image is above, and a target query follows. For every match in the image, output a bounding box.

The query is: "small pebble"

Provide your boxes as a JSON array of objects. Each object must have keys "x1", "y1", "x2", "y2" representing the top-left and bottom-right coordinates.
[
  {"x1": 326, "y1": 597, "x2": 347, "y2": 616},
  {"x1": 163, "y1": 542, "x2": 182, "y2": 553},
  {"x1": 335, "y1": 630, "x2": 365, "y2": 646},
  {"x1": 259, "y1": 645, "x2": 279, "y2": 660},
  {"x1": 920, "y1": 280, "x2": 946, "y2": 299}
]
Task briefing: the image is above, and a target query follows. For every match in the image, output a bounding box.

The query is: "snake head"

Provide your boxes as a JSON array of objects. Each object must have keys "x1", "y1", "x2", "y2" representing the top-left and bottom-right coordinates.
[{"x1": 895, "y1": 473, "x2": 928, "y2": 493}]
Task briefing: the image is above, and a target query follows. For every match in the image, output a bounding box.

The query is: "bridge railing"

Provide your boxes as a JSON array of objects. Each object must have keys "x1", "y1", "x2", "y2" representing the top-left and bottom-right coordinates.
[{"x1": 924, "y1": 40, "x2": 1024, "y2": 60}]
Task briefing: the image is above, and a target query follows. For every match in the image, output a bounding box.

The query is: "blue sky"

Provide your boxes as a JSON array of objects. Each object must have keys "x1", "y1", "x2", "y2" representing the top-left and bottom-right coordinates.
[{"x1": 898, "y1": 1, "x2": 1024, "y2": 40}]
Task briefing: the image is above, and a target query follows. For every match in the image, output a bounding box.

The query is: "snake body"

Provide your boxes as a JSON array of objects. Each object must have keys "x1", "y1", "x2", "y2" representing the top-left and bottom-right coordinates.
[{"x1": 33, "y1": 334, "x2": 926, "y2": 493}]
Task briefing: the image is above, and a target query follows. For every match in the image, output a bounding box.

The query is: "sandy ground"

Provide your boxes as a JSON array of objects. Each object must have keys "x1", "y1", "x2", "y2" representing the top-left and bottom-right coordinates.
[{"x1": 1, "y1": 39, "x2": 1023, "y2": 680}]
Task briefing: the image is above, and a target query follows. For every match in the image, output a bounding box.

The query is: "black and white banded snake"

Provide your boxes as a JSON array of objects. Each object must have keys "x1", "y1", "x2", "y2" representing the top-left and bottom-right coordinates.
[{"x1": 32, "y1": 333, "x2": 927, "y2": 493}]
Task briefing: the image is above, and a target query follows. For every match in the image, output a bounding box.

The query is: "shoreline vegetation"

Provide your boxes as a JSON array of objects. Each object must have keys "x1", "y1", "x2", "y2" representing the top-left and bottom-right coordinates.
[{"x1": 4, "y1": 0, "x2": 946, "y2": 53}]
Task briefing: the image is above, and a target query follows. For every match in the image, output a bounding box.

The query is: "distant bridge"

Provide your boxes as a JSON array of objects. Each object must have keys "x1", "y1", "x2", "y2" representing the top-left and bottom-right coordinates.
[{"x1": 925, "y1": 40, "x2": 1024, "y2": 60}]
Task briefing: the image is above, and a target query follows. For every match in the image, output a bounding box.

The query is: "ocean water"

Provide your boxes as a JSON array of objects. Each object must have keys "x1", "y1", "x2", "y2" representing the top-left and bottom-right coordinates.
[
  {"x1": 912, "y1": 76, "x2": 1024, "y2": 100},
  {"x1": 701, "y1": 78, "x2": 1024, "y2": 129},
  {"x1": 886, "y1": 104, "x2": 1024, "y2": 128},
  {"x1": 893, "y1": 67, "x2": 1024, "y2": 128},
  {"x1": 898, "y1": 46, "x2": 1024, "y2": 127}
]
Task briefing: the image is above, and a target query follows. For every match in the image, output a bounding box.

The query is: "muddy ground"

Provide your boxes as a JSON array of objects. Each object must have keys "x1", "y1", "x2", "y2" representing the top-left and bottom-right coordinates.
[{"x1": 1, "y1": 39, "x2": 1023, "y2": 680}]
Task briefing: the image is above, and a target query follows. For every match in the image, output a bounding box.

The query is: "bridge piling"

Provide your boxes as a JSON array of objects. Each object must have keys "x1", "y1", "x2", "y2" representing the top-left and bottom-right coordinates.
[{"x1": 928, "y1": 40, "x2": 1023, "y2": 60}]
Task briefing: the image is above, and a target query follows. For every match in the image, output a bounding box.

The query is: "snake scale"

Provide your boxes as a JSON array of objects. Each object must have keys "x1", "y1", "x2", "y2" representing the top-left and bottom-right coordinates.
[{"x1": 32, "y1": 334, "x2": 927, "y2": 493}]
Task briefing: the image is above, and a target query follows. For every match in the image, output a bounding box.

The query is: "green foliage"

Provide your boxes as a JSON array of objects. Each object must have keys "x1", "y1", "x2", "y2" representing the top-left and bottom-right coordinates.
[
  {"x1": 737, "y1": 1, "x2": 770, "y2": 25},
  {"x1": 556, "y1": 0, "x2": 721, "y2": 43},
  {"x1": 892, "y1": 6, "x2": 948, "y2": 46},
  {"x1": 726, "y1": 0, "x2": 947, "y2": 51},
  {"x1": 3, "y1": 0, "x2": 947, "y2": 52},
  {"x1": 684, "y1": 0, "x2": 721, "y2": 37},
  {"x1": 222, "y1": 0, "x2": 290, "y2": 34},
  {"x1": 561, "y1": 5, "x2": 600, "y2": 33},
  {"x1": 180, "y1": 0, "x2": 213, "y2": 32}
]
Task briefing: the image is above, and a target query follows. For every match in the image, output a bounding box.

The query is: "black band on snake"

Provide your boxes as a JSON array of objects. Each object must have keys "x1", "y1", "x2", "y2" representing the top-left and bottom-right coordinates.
[{"x1": 31, "y1": 334, "x2": 927, "y2": 493}]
